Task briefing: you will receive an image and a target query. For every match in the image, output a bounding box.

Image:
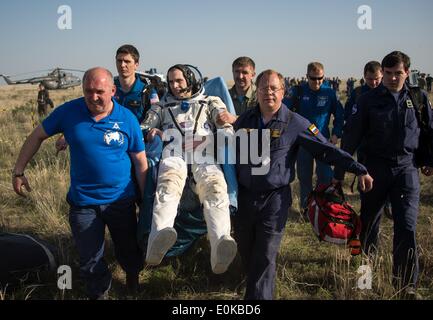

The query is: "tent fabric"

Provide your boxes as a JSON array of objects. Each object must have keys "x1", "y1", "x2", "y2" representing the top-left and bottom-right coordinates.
[{"x1": 0, "y1": 232, "x2": 57, "y2": 286}]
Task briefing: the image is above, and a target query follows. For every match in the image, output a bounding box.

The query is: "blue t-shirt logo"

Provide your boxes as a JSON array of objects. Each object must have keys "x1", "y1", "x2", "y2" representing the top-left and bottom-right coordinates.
[{"x1": 104, "y1": 130, "x2": 125, "y2": 146}]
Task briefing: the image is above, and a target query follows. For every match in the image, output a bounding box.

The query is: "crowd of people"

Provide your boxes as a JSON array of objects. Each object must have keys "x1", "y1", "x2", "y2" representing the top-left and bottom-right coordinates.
[{"x1": 12, "y1": 46, "x2": 433, "y2": 300}]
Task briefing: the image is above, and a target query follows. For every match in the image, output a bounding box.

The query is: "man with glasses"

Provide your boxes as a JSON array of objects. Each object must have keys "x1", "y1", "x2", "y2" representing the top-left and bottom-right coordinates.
[
  {"x1": 335, "y1": 51, "x2": 433, "y2": 299},
  {"x1": 284, "y1": 62, "x2": 344, "y2": 211},
  {"x1": 234, "y1": 69, "x2": 373, "y2": 300}
]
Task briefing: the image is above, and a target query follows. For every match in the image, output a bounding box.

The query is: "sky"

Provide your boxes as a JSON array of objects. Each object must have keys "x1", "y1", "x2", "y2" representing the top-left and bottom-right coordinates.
[{"x1": 0, "y1": 0, "x2": 432, "y2": 84}]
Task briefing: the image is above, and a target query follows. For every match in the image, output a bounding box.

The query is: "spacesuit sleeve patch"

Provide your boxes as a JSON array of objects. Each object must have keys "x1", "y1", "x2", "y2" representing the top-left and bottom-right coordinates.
[{"x1": 308, "y1": 124, "x2": 319, "y2": 136}]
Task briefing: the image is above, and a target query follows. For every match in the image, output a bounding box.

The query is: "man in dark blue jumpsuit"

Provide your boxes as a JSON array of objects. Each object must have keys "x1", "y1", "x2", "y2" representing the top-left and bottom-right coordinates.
[
  {"x1": 335, "y1": 51, "x2": 433, "y2": 298},
  {"x1": 344, "y1": 61, "x2": 383, "y2": 122},
  {"x1": 234, "y1": 70, "x2": 373, "y2": 300},
  {"x1": 343, "y1": 61, "x2": 394, "y2": 219}
]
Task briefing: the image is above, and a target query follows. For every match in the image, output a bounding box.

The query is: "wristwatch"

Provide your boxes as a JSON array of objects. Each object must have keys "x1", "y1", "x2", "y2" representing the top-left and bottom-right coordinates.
[{"x1": 12, "y1": 170, "x2": 25, "y2": 178}]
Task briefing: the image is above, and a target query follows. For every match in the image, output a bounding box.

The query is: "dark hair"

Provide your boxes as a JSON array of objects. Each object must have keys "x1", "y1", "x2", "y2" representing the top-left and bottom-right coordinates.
[
  {"x1": 381, "y1": 51, "x2": 410, "y2": 70},
  {"x1": 232, "y1": 56, "x2": 255, "y2": 70},
  {"x1": 256, "y1": 69, "x2": 285, "y2": 90},
  {"x1": 167, "y1": 64, "x2": 199, "y2": 95},
  {"x1": 364, "y1": 61, "x2": 382, "y2": 75},
  {"x1": 116, "y1": 44, "x2": 140, "y2": 63}
]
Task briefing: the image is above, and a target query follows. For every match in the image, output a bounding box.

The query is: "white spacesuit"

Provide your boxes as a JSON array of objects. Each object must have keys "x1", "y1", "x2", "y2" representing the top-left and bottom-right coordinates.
[{"x1": 142, "y1": 65, "x2": 237, "y2": 274}]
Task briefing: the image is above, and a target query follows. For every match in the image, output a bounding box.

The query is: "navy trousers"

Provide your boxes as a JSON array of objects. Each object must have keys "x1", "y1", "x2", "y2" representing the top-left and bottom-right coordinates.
[
  {"x1": 360, "y1": 160, "x2": 419, "y2": 288},
  {"x1": 68, "y1": 196, "x2": 143, "y2": 299},
  {"x1": 234, "y1": 186, "x2": 290, "y2": 300},
  {"x1": 297, "y1": 147, "x2": 333, "y2": 208}
]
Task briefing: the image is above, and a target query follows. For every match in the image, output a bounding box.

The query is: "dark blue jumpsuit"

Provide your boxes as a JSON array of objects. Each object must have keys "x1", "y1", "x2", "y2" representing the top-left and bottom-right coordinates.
[
  {"x1": 344, "y1": 84, "x2": 372, "y2": 123},
  {"x1": 234, "y1": 104, "x2": 368, "y2": 300},
  {"x1": 335, "y1": 83, "x2": 433, "y2": 288}
]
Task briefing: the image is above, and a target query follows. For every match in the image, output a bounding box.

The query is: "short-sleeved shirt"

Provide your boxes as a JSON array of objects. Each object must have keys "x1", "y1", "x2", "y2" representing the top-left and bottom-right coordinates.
[{"x1": 42, "y1": 97, "x2": 145, "y2": 205}]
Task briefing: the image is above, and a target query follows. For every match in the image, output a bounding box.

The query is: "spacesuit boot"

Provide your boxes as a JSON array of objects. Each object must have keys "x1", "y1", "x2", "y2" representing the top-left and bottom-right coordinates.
[
  {"x1": 193, "y1": 159, "x2": 237, "y2": 274},
  {"x1": 146, "y1": 227, "x2": 177, "y2": 266},
  {"x1": 211, "y1": 234, "x2": 237, "y2": 274}
]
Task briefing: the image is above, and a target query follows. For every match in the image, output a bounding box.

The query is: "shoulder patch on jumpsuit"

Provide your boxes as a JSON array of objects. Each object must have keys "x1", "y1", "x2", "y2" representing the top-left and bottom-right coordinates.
[{"x1": 308, "y1": 124, "x2": 319, "y2": 136}]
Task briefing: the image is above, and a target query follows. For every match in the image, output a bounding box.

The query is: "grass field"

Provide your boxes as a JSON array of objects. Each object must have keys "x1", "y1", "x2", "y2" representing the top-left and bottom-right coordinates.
[{"x1": 0, "y1": 83, "x2": 432, "y2": 300}]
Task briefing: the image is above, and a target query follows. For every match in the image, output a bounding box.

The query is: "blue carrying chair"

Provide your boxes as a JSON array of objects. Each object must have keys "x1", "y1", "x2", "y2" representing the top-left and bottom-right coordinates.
[{"x1": 137, "y1": 77, "x2": 238, "y2": 256}]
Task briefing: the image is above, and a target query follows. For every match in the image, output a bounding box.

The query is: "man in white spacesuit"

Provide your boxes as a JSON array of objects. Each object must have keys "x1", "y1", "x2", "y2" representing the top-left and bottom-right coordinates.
[{"x1": 142, "y1": 64, "x2": 237, "y2": 274}]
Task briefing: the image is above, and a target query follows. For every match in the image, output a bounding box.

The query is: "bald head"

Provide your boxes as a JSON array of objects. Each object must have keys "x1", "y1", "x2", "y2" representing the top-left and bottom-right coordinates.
[
  {"x1": 82, "y1": 67, "x2": 116, "y2": 118},
  {"x1": 82, "y1": 67, "x2": 114, "y2": 86}
]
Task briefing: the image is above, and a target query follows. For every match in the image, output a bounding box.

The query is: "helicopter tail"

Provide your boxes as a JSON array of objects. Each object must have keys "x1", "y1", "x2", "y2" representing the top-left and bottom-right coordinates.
[{"x1": 0, "y1": 75, "x2": 14, "y2": 85}]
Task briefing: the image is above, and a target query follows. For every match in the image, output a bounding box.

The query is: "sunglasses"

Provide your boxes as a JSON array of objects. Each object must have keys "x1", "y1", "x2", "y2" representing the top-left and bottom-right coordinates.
[{"x1": 308, "y1": 75, "x2": 324, "y2": 81}]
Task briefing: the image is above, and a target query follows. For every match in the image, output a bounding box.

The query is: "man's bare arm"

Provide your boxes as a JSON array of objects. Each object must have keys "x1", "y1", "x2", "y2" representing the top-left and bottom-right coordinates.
[
  {"x1": 12, "y1": 125, "x2": 50, "y2": 196},
  {"x1": 129, "y1": 150, "x2": 148, "y2": 200}
]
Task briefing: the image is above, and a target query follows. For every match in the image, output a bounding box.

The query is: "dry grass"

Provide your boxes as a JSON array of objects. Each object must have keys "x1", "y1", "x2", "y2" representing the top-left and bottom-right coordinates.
[{"x1": 0, "y1": 84, "x2": 432, "y2": 300}]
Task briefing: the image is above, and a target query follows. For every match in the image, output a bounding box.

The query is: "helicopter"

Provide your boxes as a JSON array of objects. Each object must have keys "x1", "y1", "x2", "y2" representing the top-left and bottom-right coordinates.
[
  {"x1": 0, "y1": 68, "x2": 84, "y2": 90},
  {"x1": 138, "y1": 68, "x2": 166, "y2": 83}
]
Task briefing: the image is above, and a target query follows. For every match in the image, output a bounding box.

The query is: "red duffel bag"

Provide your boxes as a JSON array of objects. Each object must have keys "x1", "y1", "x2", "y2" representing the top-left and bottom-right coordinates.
[{"x1": 305, "y1": 183, "x2": 362, "y2": 255}]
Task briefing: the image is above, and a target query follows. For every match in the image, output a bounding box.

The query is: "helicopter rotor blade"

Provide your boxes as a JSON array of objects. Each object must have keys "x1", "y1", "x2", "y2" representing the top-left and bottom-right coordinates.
[
  {"x1": 57, "y1": 68, "x2": 86, "y2": 73},
  {"x1": 7, "y1": 69, "x2": 54, "y2": 78}
]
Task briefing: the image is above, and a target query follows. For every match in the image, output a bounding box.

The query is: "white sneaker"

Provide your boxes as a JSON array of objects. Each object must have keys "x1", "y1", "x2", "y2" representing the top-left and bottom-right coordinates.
[
  {"x1": 211, "y1": 235, "x2": 237, "y2": 274},
  {"x1": 146, "y1": 227, "x2": 177, "y2": 266}
]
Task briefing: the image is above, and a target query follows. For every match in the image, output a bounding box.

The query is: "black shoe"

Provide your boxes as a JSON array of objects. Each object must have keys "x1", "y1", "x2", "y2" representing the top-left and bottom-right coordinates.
[
  {"x1": 89, "y1": 287, "x2": 110, "y2": 300},
  {"x1": 95, "y1": 291, "x2": 109, "y2": 300},
  {"x1": 126, "y1": 272, "x2": 140, "y2": 295},
  {"x1": 89, "y1": 278, "x2": 112, "y2": 300}
]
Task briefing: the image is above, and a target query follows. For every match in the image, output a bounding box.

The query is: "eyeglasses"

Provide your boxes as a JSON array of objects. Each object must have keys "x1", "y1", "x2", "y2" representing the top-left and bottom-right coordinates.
[
  {"x1": 257, "y1": 86, "x2": 284, "y2": 94},
  {"x1": 308, "y1": 75, "x2": 324, "y2": 81}
]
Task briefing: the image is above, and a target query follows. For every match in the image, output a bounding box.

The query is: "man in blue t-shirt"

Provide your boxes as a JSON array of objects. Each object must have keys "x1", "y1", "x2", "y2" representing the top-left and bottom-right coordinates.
[{"x1": 12, "y1": 68, "x2": 148, "y2": 299}]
